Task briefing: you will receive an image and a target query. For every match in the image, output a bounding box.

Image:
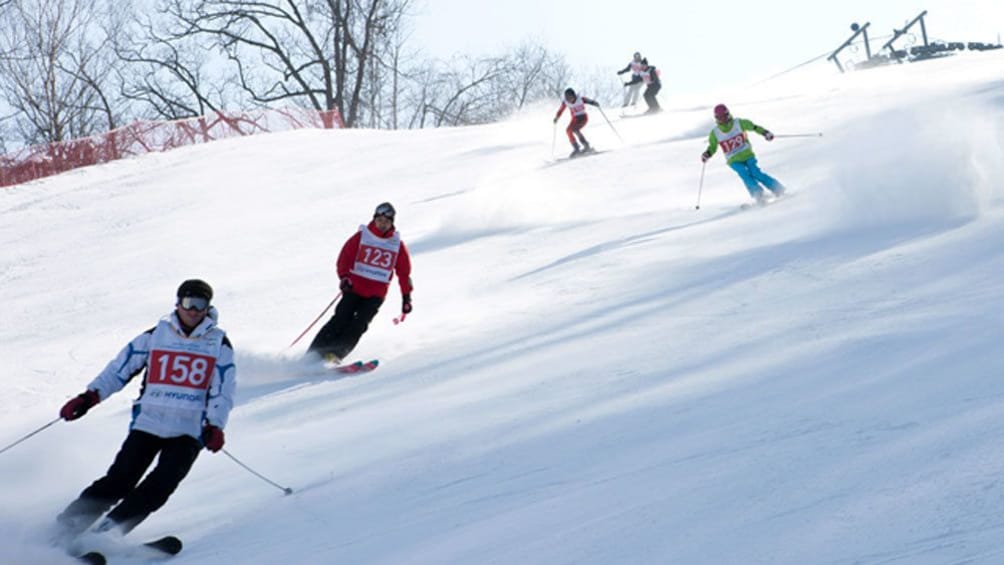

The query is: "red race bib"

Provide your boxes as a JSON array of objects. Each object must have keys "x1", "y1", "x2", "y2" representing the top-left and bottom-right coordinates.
[
  {"x1": 358, "y1": 244, "x2": 398, "y2": 270},
  {"x1": 149, "y1": 350, "x2": 216, "y2": 390}
]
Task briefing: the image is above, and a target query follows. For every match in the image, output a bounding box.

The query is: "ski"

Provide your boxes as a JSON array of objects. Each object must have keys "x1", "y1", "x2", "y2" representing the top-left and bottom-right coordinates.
[
  {"x1": 75, "y1": 535, "x2": 181, "y2": 563},
  {"x1": 544, "y1": 149, "x2": 606, "y2": 167},
  {"x1": 77, "y1": 553, "x2": 106, "y2": 565},
  {"x1": 144, "y1": 535, "x2": 183, "y2": 555},
  {"x1": 328, "y1": 359, "x2": 379, "y2": 374}
]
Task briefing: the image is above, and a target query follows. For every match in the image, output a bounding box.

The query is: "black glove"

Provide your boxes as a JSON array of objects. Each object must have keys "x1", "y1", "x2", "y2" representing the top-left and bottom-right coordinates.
[
  {"x1": 60, "y1": 390, "x2": 100, "y2": 421},
  {"x1": 402, "y1": 293, "x2": 413, "y2": 315},
  {"x1": 763, "y1": 130, "x2": 775, "y2": 141},
  {"x1": 701, "y1": 150, "x2": 712, "y2": 163},
  {"x1": 339, "y1": 277, "x2": 352, "y2": 292}
]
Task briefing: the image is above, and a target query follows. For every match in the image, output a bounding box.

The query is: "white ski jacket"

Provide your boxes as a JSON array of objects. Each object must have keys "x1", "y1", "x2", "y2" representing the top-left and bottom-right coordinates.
[{"x1": 87, "y1": 309, "x2": 236, "y2": 440}]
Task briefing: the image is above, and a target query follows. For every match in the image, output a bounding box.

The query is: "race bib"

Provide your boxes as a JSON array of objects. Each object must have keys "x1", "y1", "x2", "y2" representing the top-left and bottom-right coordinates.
[
  {"x1": 719, "y1": 132, "x2": 749, "y2": 156},
  {"x1": 358, "y1": 244, "x2": 398, "y2": 270},
  {"x1": 148, "y1": 349, "x2": 216, "y2": 391}
]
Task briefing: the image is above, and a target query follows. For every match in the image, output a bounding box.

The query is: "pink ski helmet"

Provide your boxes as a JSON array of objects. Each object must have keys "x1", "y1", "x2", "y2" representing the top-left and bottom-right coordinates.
[{"x1": 714, "y1": 104, "x2": 731, "y2": 123}]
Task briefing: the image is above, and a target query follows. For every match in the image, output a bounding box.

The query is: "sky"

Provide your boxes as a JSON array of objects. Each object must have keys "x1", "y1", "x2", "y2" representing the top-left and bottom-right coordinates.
[
  {"x1": 2, "y1": 48, "x2": 1004, "y2": 564},
  {"x1": 411, "y1": 0, "x2": 1004, "y2": 95}
]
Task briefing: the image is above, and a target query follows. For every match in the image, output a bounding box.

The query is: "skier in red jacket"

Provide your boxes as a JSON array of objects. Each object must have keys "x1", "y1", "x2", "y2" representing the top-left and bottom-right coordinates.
[
  {"x1": 307, "y1": 202, "x2": 413, "y2": 363},
  {"x1": 553, "y1": 87, "x2": 601, "y2": 158}
]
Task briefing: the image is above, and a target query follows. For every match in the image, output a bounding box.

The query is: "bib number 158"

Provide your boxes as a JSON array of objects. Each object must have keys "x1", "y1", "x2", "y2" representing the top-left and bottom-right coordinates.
[{"x1": 149, "y1": 350, "x2": 215, "y2": 390}]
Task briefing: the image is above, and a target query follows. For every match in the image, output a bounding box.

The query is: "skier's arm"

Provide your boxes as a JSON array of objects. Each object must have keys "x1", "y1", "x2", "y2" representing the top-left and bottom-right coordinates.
[
  {"x1": 205, "y1": 337, "x2": 236, "y2": 429},
  {"x1": 336, "y1": 232, "x2": 362, "y2": 279},
  {"x1": 583, "y1": 97, "x2": 600, "y2": 107},
  {"x1": 624, "y1": 75, "x2": 642, "y2": 86},
  {"x1": 705, "y1": 131, "x2": 719, "y2": 157},
  {"x1": 395, "y1": 241, "x2": 413, "y2": 296},
  {"x1": 554, "y1": 103, "x2": 567, "y2": 121},
  {"x1": 740, "y1": 118, "x2": 767, "y2": 135},
  {"x1": 86, "y1": 329, "x2": 156, "y2": 400},
  {"x1": 616, "y1": 63, "x2": 631, "y2": 75}
]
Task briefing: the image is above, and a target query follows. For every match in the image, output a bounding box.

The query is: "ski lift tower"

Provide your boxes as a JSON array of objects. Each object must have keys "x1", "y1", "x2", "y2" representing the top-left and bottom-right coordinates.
[
  {"x1": 828, "y1": 22, "x2": 872, "y2": 73},
  {"x1": 883, "y1": 10, "x2": 930, "y2": 62}
]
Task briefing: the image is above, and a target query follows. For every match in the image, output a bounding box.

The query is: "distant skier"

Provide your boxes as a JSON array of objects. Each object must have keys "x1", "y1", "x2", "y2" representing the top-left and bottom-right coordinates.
[
  {"x1": 624, "y1": 58, "x2": 661, "y2": 114},
  {"x1": 307, "y1": 202, "x2": 413, "y2": 364},
  {"x1": 616, "y1": 52, "x2": 645, "y2": 108},
  {"x1": 553, "y1": 87, "x2": 601, "y2": 158},
  {"x1": 54, "y1": 279, "x2": 236, "y2": 542},
  {"x1": 701, "y1": 104, "x2": 786, "y2": 205}
]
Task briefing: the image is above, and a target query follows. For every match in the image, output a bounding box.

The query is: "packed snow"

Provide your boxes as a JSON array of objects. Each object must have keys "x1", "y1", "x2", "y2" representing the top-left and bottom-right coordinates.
[{"x1": 2, "y1": 51, "x2": 1003, "y2": 564}]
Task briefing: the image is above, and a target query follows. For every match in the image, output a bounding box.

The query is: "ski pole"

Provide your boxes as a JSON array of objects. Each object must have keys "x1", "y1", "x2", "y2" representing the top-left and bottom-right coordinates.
[
  {"x1": 393, "y1": 313, "x2": 407, "y2": 325},
  {"x1": 222, "y1": 448, "x2": 294, "y2": 495},
  {"x1": 596, "y1": 106, "x2": 624, "y2": 143},
  {"x1": 287, "y1": 292, "x2": 341, "y2": 349},
  {"x1": 695, "y1": 162, "x2": 707, "y2": 210},
  {"x1": 0, "y1": 417, "x2": 60, "y2": 456},
  {"x1": 774, "y1": 133, "x2": 823, "y2": 138}
]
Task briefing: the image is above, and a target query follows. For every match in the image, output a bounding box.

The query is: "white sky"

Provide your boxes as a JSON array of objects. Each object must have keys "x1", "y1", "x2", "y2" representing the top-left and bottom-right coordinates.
[
  {"x1": 2, "y1": 50, "x2": 1004, "y2": 564},
  {"x1": 411, "y1": 0, "x2": 1004, "y2": 94}
]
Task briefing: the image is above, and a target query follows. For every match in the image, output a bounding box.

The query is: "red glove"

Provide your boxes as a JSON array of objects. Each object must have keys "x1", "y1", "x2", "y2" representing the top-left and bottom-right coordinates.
[
  {"x1": 60, "y1": 390, "x2": 100, "y2": 421},
  {"x1": 202, "y1": 425, "x2": 225, "y2": 452}
]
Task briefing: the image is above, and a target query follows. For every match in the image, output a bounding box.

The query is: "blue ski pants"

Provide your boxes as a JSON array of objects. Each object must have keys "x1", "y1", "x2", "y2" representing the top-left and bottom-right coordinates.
[{"x1": 728, "y1": 158, "x2": 784, "y2": 197}]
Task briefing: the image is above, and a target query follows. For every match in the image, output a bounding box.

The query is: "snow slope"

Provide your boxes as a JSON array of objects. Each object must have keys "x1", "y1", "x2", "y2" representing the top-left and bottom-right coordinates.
[{"x1": 2, "y1": 50, "x2": 1004, "y2": 564}]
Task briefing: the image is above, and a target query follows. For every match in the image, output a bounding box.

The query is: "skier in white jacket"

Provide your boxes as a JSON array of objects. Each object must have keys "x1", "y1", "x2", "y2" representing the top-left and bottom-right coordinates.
[{"x1": 54, "y1": 279, "x2": 236, "y2": 540}]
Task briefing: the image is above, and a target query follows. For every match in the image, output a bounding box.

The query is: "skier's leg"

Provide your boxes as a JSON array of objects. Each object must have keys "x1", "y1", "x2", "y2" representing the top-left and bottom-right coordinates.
[
  {"x1": 307, "y1": 292, "x2": 361, "y2": 357},
  {"x1": 565, "y1": 122, "x2": 578, "y2": 148},
  {"x1": 643, "y1": 87, "x2": 655, "y2": 111},
  {"x1": 56, "y1": 430, "x2": 160, "y2": 536},
  {"x1": 728, "y1": 160, "x2": 765, "y2": 199},
  {"x1": 103, "y1": 435, "x2": 200, "y2": 534},
  {"x1": 649, "y1": 84, "x2": 662, "y2": 110},
  {"x1": 745, "y1": 158, "x2": 784, "y2": 194},
  {"x1": 622, "y1": 85, "x2": 631, "y2": 107},
  {"x1": 630, "y1": 83, "x2": 641, "y2": 106},
  {"x1": 574, "y1": 115, "x2": 590, "y2": 148},
  {"x1": 330, "y1": 295, "x2": 384, "y2": 359}
]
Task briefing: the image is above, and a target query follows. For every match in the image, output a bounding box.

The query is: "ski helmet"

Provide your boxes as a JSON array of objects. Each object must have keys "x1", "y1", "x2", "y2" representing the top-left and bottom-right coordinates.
[
  {"x1": 633, "y1": 52, "x2": 642, "y2": 61},
  {"x1": 177, "y1": 279, "x2": 213, "y2": 301},
  {"x1": 564, "y1": 87, "x2": 576, "y2": 99},
  {"x1": 374, "y1": 202, "x2": 396, "y2": 220},
  {"x1": 714, "y1": 104, "x2": 731, "y2": 122}
]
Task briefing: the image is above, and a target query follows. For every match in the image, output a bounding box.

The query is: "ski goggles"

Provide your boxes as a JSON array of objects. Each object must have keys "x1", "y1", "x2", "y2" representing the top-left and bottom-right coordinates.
[
  {"x1": 179, "y1": 296, "x2": 210, "y2": 311},
  {"x1": 375, "y1": 204, "x2": 395, "y2": 219}
]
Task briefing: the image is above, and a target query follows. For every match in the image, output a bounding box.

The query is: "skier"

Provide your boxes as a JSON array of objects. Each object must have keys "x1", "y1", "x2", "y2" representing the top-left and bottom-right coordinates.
[
  {"x1": 622, "y1": 58, "x2": 662, "y2": 113},
  {"x1": 54, "y1": 279, "x2": 236, "y2": 543},
  {"x1": 616, "y1": 52, "x2": 645, "y2": 108},
  {"x1": 307, "y1": 202, "x2": 413, "y2": 364},
  {"x1": 553, "y1": 87, "x2": 601, "y2": 158},
  {"x1": 701, "y1": 104, "x2": 785, "y2": 205}
]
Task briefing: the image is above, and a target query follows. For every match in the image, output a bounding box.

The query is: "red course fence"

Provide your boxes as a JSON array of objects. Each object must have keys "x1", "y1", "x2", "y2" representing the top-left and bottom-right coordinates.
[{"x1": 1, "y1": 107, "x2": 344, "y2": 189}]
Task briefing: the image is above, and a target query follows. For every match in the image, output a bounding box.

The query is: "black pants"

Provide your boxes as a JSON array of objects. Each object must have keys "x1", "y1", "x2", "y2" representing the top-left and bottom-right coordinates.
[
  {"x1": 307, "y1": 291, "x2": 384, "y2": 360},
  {"x1": 56, "y1": 429, "x2": 200, "y2": 535},
  {"x1": 644, "y1": 84, "x2": 662, "y2": 111}
]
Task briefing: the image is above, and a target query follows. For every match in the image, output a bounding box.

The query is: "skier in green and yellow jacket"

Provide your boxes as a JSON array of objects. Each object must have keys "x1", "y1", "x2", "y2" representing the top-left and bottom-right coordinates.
[{"x1": 701, "y1": 104, "x2": 785, "y2": 205}]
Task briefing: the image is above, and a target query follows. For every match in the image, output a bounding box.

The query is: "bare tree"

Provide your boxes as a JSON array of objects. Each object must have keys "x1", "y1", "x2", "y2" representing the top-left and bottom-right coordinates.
[
  {"x1": 395, "y1": 42, "x2": 571, "y2": 129},
  {"x1": 114, "y1": 8, "x2": 238, "y2": 120},
  {"x1": 155, "y1": 0, "x2": 409, "y2": 128},
  {"x1": 0, "y1": 0, "x2": 124, "y2": 145}
]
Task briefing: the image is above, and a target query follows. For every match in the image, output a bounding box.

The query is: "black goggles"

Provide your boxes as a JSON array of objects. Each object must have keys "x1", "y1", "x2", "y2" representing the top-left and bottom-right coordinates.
[
  {"x1": 179, "y1": 296, "x2": 210, "y2": 311},
  {"x1": 375, "y1": 205, "x2": 395, "y2": 219}
]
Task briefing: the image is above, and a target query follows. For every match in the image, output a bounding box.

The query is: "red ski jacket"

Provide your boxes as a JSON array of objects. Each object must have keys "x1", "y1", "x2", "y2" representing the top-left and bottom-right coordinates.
[{"x1": 336, "y1": 221, "x2": 413, "y2": 299}]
